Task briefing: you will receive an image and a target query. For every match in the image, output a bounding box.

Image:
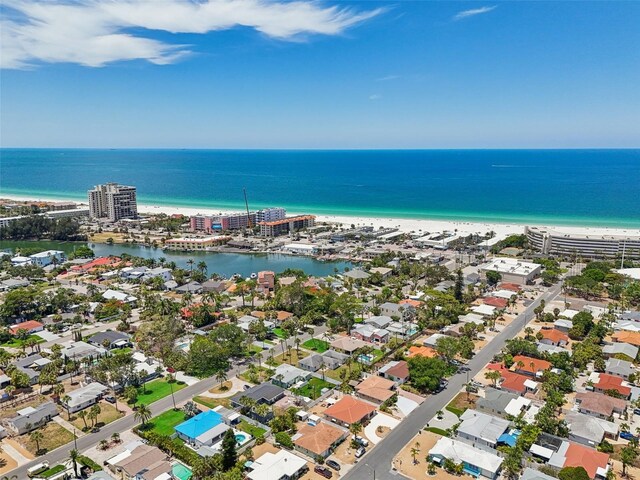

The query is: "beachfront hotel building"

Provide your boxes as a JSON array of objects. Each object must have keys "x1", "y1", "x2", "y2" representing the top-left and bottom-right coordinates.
[
  {"x1": 88, "y1": 183, "x2": 138, "y2": 222},
  {"x1": 190, "y1": 208, "x2": 286, "y2": 233},
  {"x1": 526, "y1": 226, "x2": 640, "y2": 259},
  {"x1": 259, "y1": 215, "x2": 316, "y2": 237},
  {"x1": 164, "y1": 236, "x2": 231, "y2": 251}
]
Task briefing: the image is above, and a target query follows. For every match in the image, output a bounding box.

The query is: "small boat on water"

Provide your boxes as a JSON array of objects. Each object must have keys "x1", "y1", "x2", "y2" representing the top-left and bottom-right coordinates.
[{"x1": 250, "y1": 272, "x2": 257, "y2": 279}]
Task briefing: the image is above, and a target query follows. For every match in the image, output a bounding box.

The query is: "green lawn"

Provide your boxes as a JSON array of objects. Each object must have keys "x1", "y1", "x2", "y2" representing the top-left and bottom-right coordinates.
[
  {"x1": 238, "y1": 420, "x2": 267, "y2": 438},
  {"x1": 302, "y1": 339, "x2": 330, "y2": 353},
  {"x1": 41, "y1": 465, "x2": 66, "y2": 478},
  {"x1": 135, "y1": 379, "x2": 186, "y2": 406},
  {"x1": 326, "y1": 363, "x2": 363, "y2": 382},
  {"x1": 147, "y1": 409, "x2": 188, "y2": 436},
  {"x1": 194, "y1": 396, "x2": 231, "y2": 409},
  {"x1": 114, "y1": 347, "x2": 133, "y2": 355},
  {"x1": 1, "y1": 334, "x2": 46, "y2": 348},
  {"x1": 293, "y1": 377, "x2": 334, "y2": 399},
  {"x1": 272, "y1": 328, "x2": 287, "y2": 339}
]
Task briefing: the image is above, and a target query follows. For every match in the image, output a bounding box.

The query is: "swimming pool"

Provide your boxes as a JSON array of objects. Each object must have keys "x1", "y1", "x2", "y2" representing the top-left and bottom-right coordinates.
[
  {"x1": 235, "y1": 433, "x2": 248, "y2": 444},
  {"x1": 172, "y1": 462, "x2": 192, "y2": 480}
]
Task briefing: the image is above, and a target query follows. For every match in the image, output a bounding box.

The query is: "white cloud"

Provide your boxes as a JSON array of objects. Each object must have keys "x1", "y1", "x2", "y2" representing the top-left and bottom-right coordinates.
[
  {"x1": 369, "y1": 93, "x2": 382, "y2": 101},
  {"x1": 453, "y1": 5, "x2": 496, "y2": 21},
  {"x1": 1, "y1": 0, "x2": 382, "y2": 69},
  {"x1": 376, "y1": 74, "x2": 399, "y2": 82}
]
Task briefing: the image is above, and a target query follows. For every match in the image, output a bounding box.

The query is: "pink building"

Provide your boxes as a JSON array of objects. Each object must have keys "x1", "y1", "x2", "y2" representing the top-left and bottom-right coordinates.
[{"x1": 257, "y1": 271, "x2": 275, "y2": 294}]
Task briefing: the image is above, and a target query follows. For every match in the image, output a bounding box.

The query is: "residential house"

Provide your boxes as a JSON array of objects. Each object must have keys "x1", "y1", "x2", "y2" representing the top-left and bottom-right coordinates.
[
  {"x1": 512, "y1": 356, "x2": 552, "y2": 378},
  {"x1": 603, "y1": 342, "x2": 639, "y2": 360},
  {"x1": 554, "y1": 319, "x2": 573, "y2": 333},
  {"x1": 594, "y1": 373, "x2": 632, "y2": 399},
  {"x1": 9, "y1": 320, "x2": 44, "y2": 335},
  {"x1": 547, "y1": 440, "x2": 610, "y2": 479},
  {"x1": 575, "y1": 392, "x2": 627, "y2": 419},
  {"x1": 612, "y1": 331, "x2": 640, "y2": 347},
  {"x1": 271, "y1": 364, "x2": 310, "y2": 389},
  {"x1": 330, "y1": 336, "x2": 369, "y2": 354},
  {"x1": 323, "y1": 396, "x2": 377, "y2": 427},
  {"x1": 483, "y1": 297, "x2": 508, "y2": 309},
  {"x1": 88, "y1": 330, "x2": 131, "y2": 349},
  {"x1": 201, "y1": 279, "x2": 229, "y2": 293},
  {"x1": 428, "y1": 437, "x2": 503, "y2": 480},
  {"x1": 407, "y1": 345, "x2": 438, "y2": 359},
  {"x1": 521, "y1": 468, "x2": 557, "y2": 480},
  {"x1": 538, "y1": 329, "x2": 569, "y2": 347},
  {"x1": 476, "y1": 388, "x2": 519, "y2": 417},
  {"x1": 230, "y1": 383, "x2": 285, "y2": 409},
  {"x1": 175, "y1": 410, "x2": 230, "y2": 447},
  {"x1": 110, "y1": 444, "x2": 170, "y2": 480},
  {"x1": 62, "y1": 382, "x2": 109, "y2": 413},
  {"x1": 456, "y1": 409, "x2": 511, "y2": 451},
  {"x1": 355, "y1": 376, "x2": 396, "y2": 404},
  {"x1": 379, "y1": 360, "x2": 410, "y2": 384},
  {"x1": 59, "y1": 340, "x2": 108, "y2": 361},
  {"x1": 298, "y1": 350, "x2": 348, "y2": 373},
  {"x1": 352, "y1": 324, "x2": 389, "y2": 344},
  {"x1": 486, "y1": 364, "x2": 538, "y2": 395},
  {"x1": 257, "y1": 271, "x2": 275, "y2": 294},
  {"x1": 365, "y1": 315, "x2": 393, "y2": 329},
  {"x1": 0, "y1": 278, "x2": 30, "y2": 291},
  {"x1": 379, "y1": 302, "x2": 403, "y2": 318},
  {"x1": 11, "y1": 354, "x2": 51, "y2": 385},
  {"x1": 29, "y1": 250, "x2": 66, "y2": 267},
  {"x1": 246, "y1": 450, "x2": 308, "y2": 480},
  {"x1": 293, "y1": 422, "x2": 347, "y2": 459},
  {"x1": 565, "y1": 411, "x2": 618, "y2": 447},
  {"x1": 175, "y1": 281, "x2": 203, "y2": 294},
  {"x1": 370, "y1": 267, "x2": 393, "y2": 279},
  {"x1": 6, "y1": 402, "x2": 58, "y2": 435},
  {"x1": 102, "y1": 289, "x2": 137, "y2": 305},
  {"x1": 423, "y1": 333, "x2": 446, "y2": 348},
  {"x1": 605, "y1": 358, "x2": 635, "y2": 380}
]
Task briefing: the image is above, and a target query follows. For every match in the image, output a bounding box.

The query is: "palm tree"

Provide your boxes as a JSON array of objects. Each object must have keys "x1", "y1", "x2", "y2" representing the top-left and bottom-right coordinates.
[
  {"x1": 98, "y1": 439, "x2": 109, "y2": 450},
  {"x1": 215, "y1": 369, "x2": 228, "y2": 389},
  {"x1": 135, "y1": 403, "x2": 152, "y2": 426},
  {"x1": 350, "y1": 422, "x2": 362, "y2": 439},
  {"x1": 89, "y1": 404, "x2": 101, "y2": 428},
  {"x1": 70, "y1": 449, "x2": 79, "y2": 477},
  {"x1": 410, "y1": 446, "x2": 420, "y2": 465},
  {"x1": 197, "y1": 261, "x2": 207, "y2": 275},
  {"x1": 29, "y1": 429, "x2": 44, "y2": 453},
  {"x1": 77, "y1": 410, "x2": 88, "y2": 430},
  {"x1": 62, "y1": 395, "x2": 72, "y2": 420},
  {"x1": 186, "y1": 258, "x2": 195, "y2": 274},
  {"x1": 111, "y1": 432, "x2": 121, "y2": 444}
]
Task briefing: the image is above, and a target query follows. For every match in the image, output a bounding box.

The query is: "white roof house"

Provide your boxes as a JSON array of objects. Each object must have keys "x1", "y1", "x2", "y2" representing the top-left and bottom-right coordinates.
[
  {"x1": 504, "y1": 397, "x2": 531, "y2": 417},
  {"x1": 429, "y1": 437, "x2": 503, "y2": 479},
  {"x1": 472, "y1": 304, "x2": 497, "y2": 317},
  {"x1": 102, "y1": 289, "x2": 137, "y2": 304},
  {"x1": 246, "y1": 450, "x2": 307, "y2": 480},
  {"x1": 63, "y1": 382, "x2": 109, "y2": 413},
  {"x1": 457, "y1": 409, "x2": 511, "y2": 448}
]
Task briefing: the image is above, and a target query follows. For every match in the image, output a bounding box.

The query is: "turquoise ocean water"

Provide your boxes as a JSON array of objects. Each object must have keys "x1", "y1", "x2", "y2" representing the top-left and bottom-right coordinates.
[{"x1": 1, "y1": 149, "x2": 639, "y2": 227}]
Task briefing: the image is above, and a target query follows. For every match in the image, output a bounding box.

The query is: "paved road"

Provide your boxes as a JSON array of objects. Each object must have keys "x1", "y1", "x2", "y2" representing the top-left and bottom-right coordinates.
[
  {"x1": 9, "y1": 326, "x2": 326, "y2": 478},
  {"x1": 343, "y1": 282, "x2": 563, "y2": 480}
]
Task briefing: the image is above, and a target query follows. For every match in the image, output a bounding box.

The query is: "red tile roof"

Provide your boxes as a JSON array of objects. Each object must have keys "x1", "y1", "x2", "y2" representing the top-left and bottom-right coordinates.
[
  {"x1": 399, "y1": 299, "x2": 423, "y2": 308},
  {"x1": 512, "y1": 355, "x2": 552, "y2": 375},
  {"x1": 323, "y1": 396, "x2": 376, "y2": 425},
  {"x1": 563, "y1": 442, "x2": 610, "y2": 479},
  {"x1": 539, "y1": 329, "x2": 569, "y2": 344},
  {"x1": 385, "y1": 361, "x2": 410, "y2": 380},
  {"x1": 9, "y1": 320, "x2": 43, "y2": 335},
  {"x1": 612, "y1": 331, "x2": 640, "y2": 347},
  {"x1": 483, "y1": 297, "x2": 508, "y2": 308},
  {"x1": 596, "y1": 373, "x2": 631, "y2": 397},
  {"x1": 498, "y1": 283, "x2": 521, "y2": 292},
  {"x1": 407, "y1": 346, "x2": 437, "y2": 359}
]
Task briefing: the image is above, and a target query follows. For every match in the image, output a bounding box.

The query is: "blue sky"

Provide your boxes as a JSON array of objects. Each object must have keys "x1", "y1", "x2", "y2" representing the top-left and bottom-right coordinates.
[{"x1": 1, "y1": 0, "x2": 639, "y2": 148}]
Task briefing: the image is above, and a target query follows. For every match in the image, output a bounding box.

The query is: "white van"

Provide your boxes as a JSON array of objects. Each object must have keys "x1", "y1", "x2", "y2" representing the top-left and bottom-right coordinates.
[{"x1": 27, "y1": 461, "x2": 49, "y2": 477}]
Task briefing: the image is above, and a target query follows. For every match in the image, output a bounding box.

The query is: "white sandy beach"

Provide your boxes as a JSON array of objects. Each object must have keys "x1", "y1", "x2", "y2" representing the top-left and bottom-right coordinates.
[{"x1": 2, "y1": 193, "x2": 640, "y2": 240}]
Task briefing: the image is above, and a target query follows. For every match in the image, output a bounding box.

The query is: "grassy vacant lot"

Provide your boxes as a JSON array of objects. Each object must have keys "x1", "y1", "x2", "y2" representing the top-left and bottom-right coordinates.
[
  {"x1": 88, "y1": 232, "x2": 128, "y2": 244},
  {"x1": 238, "y1": 420, "x2": 266, "y2": 438},
  {"x1": 294, "y1": 377, "x2": 334, "y2": 399},
  {"x1": 270, "y1": 349, "x2": 309, "y2": 367},
  {"x1": 446, "y1": 392, "x2": 479, "y2": 417},
  {"x1": 239, "y1": 366, "x2": 274, "y2": 385},
  {"x1": 302, "y1": 339, "x2": 330, "y2": 353},
  {"x1": 194, "y1": 396, "x2": 231, "y2": 409},
  {"x1": 209, "y1": 381, "x2": 233, "y2": 394},
  {"x1": 146, "y1": 409, "x2": 187, "y2": 436},
  {"x1": 18, "y1": 422, "x2": 74, "y2": 455},
  {"x1": 135, "y1": 379, "x2": 186, "y2": 406},
  {"x1": 326, "y1": 363, "x2": 363, "y2": 382},
  {"x1": 70, "y1": 402, "x2": 123, "y2": 430},
  {"x1": 1, "y1": 334, "x2": 45, "y2": 348}
]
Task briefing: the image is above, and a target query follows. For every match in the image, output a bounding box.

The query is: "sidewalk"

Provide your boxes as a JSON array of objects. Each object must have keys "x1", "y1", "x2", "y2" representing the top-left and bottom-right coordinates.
[{"x1": 52, "y1": 414, "x2": 86, "y2": 437}]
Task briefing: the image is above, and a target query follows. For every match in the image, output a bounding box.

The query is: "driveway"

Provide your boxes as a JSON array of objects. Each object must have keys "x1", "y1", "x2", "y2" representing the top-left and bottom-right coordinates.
[
  {"x1": 426, "y1": 407, "x2": 458, "y2": 430},
  {"x1": 396, "y1": 395, "x2": 419, "y2": 418},
  {"x1": 365, "y1": 412, "x2": 400, "y2": 445}
]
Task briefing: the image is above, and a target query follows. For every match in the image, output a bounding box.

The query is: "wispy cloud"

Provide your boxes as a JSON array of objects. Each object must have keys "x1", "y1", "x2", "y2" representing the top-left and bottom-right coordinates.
[
  {"x1": 453, "y1": 5, "x2": 497, "y2": 21},
  {"x1": 376, "y1": 75, "x2": 400, "y2": 82},
  {"x1": 1, "y1": 0, "x2": 382, "y2": 69},
  {"x1": 369, "y1": 94, "x2": 382, "y2": 101}
]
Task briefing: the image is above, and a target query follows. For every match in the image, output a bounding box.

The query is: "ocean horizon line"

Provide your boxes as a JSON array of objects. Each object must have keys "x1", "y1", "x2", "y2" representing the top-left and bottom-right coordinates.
[{"x1": 2, "y1": 147, "x2": 639, "y2": 152}]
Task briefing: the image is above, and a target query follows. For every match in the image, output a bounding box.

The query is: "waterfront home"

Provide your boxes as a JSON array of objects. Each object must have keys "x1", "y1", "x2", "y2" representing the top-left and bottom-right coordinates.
[
  {"x1": 6, "y1": 402, "x2": 58, "y2": 435},
  {"x1": 201, "y1": 279, "x2": 229, "y2": 293},
  {"x1": 456, "y1": 409, "x2": 510, "y2": 450},
  {"x1": 62, "y1": 382, "x2": 109, "y2": 413},
  {"x1": 257, "y1": 270, "x2": 275, "y2": 294},
  {"x1": 355, "y1": 376, "x2": 396, "y2": 404},
  {"x1": 293, "y1": 421, "x2": 347, "y2": 459},
  {"x1": 323, "y1": 396, "x2": 377, "y2": 427},
  {"x1": 246, "y1": 450, "x2": 308, "y2": 480},
  {"x1": 378, "y1": 360, "x2": 409, "y2": 384},
  {"x1": 352, "y1": 324, "x2": 389, "y2": 344},
  {"x1": 9, "y1": 320, "x2": 44, "y2": 335},
  {"x1": 29, "y1": 250, "x2": 66, "y2": 267},
  {"x1": 575, "y1": 392, "x2": 626, "y2": 419},
  {"x1": 343, "y1": 269, "x2": 370, "y2": 281},
  {"x1": 271, "y1": 364, "x2": 310, "y2": 388},
  {"x1": 428, "y1": 437, "x2": 503, "y2": 480}
]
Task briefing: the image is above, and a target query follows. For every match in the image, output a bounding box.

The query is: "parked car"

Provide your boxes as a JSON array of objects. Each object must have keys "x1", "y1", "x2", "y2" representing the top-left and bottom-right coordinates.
[
  {"x1": 314, "y1": 466, "x2": 333, "y2": 478},
  {"x1": 326, "y1": 460, "x2": 341, "y2": 471},
  {"x1": 354, "y1": 435, "x2": 369, "y2": 447},
  {"x1": 355, "y1": 446, "x2": 366, "y2": 458},
  {"x1": 104, "y1": 395, "x2": 116, "y2": 404},
  {"x1": 634, "y1": 408, "x2": 640, "y2": 416},
  {"x1": 621, "y1": 431, "x2": 637, "y2": 441}
]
